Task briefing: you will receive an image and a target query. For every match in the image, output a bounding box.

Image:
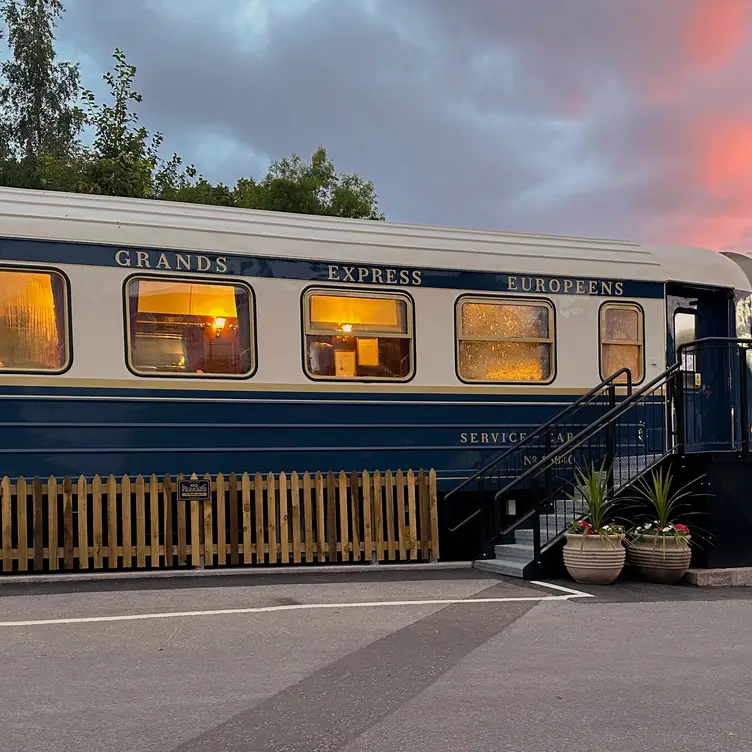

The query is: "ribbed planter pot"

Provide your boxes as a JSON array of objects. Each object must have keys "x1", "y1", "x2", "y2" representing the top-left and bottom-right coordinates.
[
  {"x1": 563, "y1": 533, "x2": 625, "y2": 585},
  {"x1": 627, "y1": 534, "x2": 692, "y2": 584}
]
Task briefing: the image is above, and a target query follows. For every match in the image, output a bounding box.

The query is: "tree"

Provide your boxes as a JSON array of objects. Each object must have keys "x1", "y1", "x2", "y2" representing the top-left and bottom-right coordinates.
[
  {"x1": 235, "y1": 147, "x2": 383, "y2": 220},
  {"x1": 0, "y1": 0, "x2": 385, "y2": 219},
  {"x1": 0, "y1": 0, "x2": 82, "y2": 179},
  {"x1": 40, "y1": 48, "x2": 196, "y2": 198}
]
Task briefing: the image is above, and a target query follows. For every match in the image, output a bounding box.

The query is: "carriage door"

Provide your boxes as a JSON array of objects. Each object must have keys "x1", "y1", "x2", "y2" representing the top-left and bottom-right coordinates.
[{"x1": 667, "y1": 286, "x2": 734, "y2": 451}]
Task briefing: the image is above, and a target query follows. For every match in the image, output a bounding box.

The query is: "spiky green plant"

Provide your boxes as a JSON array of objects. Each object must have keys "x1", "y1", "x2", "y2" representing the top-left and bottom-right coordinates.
[
  {"x1": 628, "y1": 466, "x2": 708, "y2": 547},
  {"x1": 565, "y1": 458, "x2": 624, "y2": 539}
]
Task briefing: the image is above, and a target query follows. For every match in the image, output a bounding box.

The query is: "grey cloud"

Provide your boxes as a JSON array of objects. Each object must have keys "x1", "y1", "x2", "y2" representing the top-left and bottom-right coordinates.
[{"x1": 58, "y1": 0, "x2": 752, "y2": 248}]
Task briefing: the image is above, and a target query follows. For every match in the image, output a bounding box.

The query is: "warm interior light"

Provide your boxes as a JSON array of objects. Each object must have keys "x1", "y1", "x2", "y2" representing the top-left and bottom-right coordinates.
[
  {"x1": 212, "y1": 316, "x2": 226, "y2": 338},
  {"x1": 341, "y1": 323, "x2": 352, "y2": 332}
]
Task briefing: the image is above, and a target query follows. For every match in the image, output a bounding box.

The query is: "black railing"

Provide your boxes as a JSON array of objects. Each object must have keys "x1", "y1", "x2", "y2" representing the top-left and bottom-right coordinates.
[
  {"x1": 444, "y1": 367, "x2": 633, "y2": 536},
  {"x1": 445, "y1": 338, "x2": 752, "y2": 566},
  {"x1": 674, "y1": 337, "x2": 752, "y2": 458},
  {"x1": 510, "y1": 364, "x2": 678, "y2": 565}
]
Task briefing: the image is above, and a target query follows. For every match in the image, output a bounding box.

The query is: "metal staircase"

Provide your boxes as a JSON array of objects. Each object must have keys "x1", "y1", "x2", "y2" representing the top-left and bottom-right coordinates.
[
  {"x1": 444, "y1": 337, "x2": 752, "y2": 577},
  {"x1": 444, "y1": 337, "x2": 752, "y2": 578}
]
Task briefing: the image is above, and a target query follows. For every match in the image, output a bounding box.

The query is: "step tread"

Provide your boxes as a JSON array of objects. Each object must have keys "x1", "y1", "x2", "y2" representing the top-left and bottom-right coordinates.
[{"x1": 474, "y1": 558, "x2": 528, "y2": 578}]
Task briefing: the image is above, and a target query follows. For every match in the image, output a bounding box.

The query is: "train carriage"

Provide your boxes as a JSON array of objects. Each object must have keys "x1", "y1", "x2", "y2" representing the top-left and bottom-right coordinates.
[{"x1": 0, "y1": 186, "x2": 749, "y2": 490}]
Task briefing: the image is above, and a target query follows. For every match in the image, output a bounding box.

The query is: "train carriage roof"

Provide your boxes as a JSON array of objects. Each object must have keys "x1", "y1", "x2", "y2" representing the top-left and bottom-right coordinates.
[{"x1": 0, "y1": 186, "x2": 748, "y2": 292}]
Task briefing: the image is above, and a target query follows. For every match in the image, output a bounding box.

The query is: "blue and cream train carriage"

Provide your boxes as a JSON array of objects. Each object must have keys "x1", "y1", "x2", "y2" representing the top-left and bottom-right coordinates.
[{"x1": 0, "y1": 186, "x2": 749, "y2": 489}]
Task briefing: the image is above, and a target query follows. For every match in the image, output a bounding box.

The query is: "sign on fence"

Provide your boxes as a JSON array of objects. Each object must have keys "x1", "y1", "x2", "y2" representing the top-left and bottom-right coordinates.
[
  {"x1": 177, "y1": 479, "x2": 211, "y2": 502},
  {"x1": 0, "y1": 469, "x2": 439, "y2": 574}
]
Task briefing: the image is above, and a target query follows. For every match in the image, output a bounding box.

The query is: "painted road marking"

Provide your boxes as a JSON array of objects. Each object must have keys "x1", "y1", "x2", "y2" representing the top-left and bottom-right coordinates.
[
  {"x1": 529, "y1": 580, "x2": 595, "y2": 597},
  {"x1": 0, "y1": 592, "x2": 591, "y2": 628}
]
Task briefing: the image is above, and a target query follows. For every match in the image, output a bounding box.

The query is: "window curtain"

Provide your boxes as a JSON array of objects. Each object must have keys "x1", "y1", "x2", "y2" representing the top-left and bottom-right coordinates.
[
  {"x1": 234, "y1": 286, "x2": 251, "y2": 373},
  {"x1": 50, "y1": 274, "x2": 67, "y2": 367},
  {"x1": 128, "y1": 280, "x2": 140, "y2": 364}
]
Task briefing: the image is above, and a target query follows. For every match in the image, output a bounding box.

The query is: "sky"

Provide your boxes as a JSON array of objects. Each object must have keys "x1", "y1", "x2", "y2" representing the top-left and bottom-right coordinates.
[{"x1": 55, "y1": 0, "x2": 752, "y2": 251}]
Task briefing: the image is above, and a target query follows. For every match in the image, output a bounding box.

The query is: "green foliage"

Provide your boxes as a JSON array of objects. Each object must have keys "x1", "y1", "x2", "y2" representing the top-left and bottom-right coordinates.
[
  {"x1": 628, "y1": 466, "x2": 707, "y2": 545},
  {"x1": 241, "y1": 147, "x2": 384, "y2": 220},
  {"x1": 39, "y1": 49, "x2": 196, "y2": 199},
  {"x1": 0, "y1": 3, "x2": 385, "y2": 219},
  {"x1": 0, "y1": 0, "x2": 82, "y2": 184},
  {"x1": 565, "y1": 458, "x2": 624, "y2": 537}
]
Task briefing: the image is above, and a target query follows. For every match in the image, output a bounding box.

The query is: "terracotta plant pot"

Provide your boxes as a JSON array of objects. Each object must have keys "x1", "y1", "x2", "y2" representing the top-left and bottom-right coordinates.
[
  {"x1": 563, "y1": 533, "x2": 625, "y2": 585},
  {"x1": 627, "y1": 534, "x2": 692, "y2": 584}
]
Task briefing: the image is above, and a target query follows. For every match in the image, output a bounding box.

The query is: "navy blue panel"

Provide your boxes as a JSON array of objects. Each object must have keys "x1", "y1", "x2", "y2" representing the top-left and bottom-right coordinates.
[
  {"x1": 0, "y1": 237, "x2": 665, "y2": 298},
  {"x1": 0, "y1": 385, "x2": 666, "y2": 490}
]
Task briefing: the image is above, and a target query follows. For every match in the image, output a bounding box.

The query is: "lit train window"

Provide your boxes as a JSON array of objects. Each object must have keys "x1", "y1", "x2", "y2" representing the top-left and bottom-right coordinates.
[
  {"x1": 599, "y1": 302, "x2": 644, "y2": 383},
  {"x1": 456, "y1": 296, "x2": 554, "y2": 383},
  {"x1": 303, "y1": 289, "x2": 414, "y2": 380},
  {"x1": 125, "y1": 277, "x2": 254, "y2": 378},
  {"x1": 0, "y1": 267, "x2": 69, "y2": 373}
]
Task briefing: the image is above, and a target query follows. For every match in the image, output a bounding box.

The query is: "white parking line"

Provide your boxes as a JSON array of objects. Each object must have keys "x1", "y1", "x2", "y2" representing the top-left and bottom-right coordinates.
[
  {"x1": 0, "y1": 592, "x2": 591, "y2": 628},
  {"x1": 529, "y1": 580, "x2": 595, "y2": 597}
]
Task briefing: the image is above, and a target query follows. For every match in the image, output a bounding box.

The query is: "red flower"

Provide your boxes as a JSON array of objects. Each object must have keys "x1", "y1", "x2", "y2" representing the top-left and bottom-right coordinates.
[
  {"x1": 675, "y1": 524, "x2": 689, "y2": 533},
  {"x1": 584, "y1": 529, "x2": 593, "y2": 535},
  {"x1": 581, "y1": 521, "x2": 591, "y2": 528}
]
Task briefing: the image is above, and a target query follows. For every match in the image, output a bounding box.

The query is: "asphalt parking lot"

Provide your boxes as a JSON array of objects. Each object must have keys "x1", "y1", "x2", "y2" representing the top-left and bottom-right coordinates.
[{"x1": 1, "y1": 569, "x2": 750, "y2": 752}]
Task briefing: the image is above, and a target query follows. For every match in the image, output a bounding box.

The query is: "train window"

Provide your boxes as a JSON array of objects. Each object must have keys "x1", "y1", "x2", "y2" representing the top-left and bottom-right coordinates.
[
  {"x1": 600, "y1": 302, "x2": 644, "y2": 383},
  {"x1": 0, "y1": 268, "x2": 69, "y2": 372},
  {"x1": 303, "y1": 289, "x2": 414, "y2": 380},
  {"x1": 125, "y1": 277, "x2": 254, "y2": 378},
  {"x1": 456, "y1": 297, "x2": 554, "y2": 382}
]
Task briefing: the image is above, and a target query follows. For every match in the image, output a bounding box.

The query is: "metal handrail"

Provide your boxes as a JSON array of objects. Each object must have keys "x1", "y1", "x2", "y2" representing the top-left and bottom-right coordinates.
[
  {"x1": 492, "y1": 361, "x2": 681, "y2": 500},
  {"x1": 443, "y1": 367, "x2": 633, "y2": 502}
]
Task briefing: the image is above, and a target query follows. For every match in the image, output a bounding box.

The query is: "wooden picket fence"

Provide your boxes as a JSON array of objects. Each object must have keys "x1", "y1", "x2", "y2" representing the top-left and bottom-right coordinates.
[{"x1": 0, "y1": 469, "x2": 439, "y2": 573}]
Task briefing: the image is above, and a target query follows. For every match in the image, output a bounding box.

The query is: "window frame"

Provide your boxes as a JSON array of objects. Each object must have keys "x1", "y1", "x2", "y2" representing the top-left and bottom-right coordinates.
[
  {"x1": 0, "y1": 263, "x2": 73, "y2": 375},
  {"x1": 598, "y1": 300, "x2": 645, "y2": 385},
  {"x1": 122, "y1": 273, "x2": 257, "y2": 380},
  {"x1": 301, "y1": 285, "x2": 416, "y2": 383},
  {"x1": 454, "y1": 294, "x2": 556, "y2": 385}
]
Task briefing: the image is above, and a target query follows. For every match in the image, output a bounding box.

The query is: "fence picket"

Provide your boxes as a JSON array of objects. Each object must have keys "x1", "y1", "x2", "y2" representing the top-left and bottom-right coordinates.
[
  {"x1": 108, "y1": 475, "x2": 118, "y2": 569},
  {"x1": 326, "y1": 472, "x2": 337, "y2": 562},
  {"x1": 266, "y1": 472, "x2": 277, "y2": 565},
  {"x1": 254, "y1": 472, "x2": 265, "y2": 565},
  {"x1": 291, "y1": 472, "x2": 302, "y2": 564},
  {"x1": 429, "y1": 470, "x2": 440, "y2": 561},
  {"x1": 350, "y1": 471, "x2": 361, "y2": 562},
  {"x1": 216, "y1": 473, "x2": 226, "y2": 566},
  {"x1": 77, "y1": 476, "x2": 88, "y2": 569},
  {"x1": 63, "y1": 477, "x2": 74, "y2": 570},
  {"x1": 176, "y1": 474, "x2": 187, "y2": 566},
  {"x1": 121, "y1": 475, "x2": 131, "y2": 568},
  {"x1": 407, "y1": 470, "x2": 418, "y2": 560},
  {"x1": 373, "y1": 471, "x2": 384, "y2": 561},
  {"x1": 315, "y1": 472, "x2": 326, "y2": 563},
  {"x1": 361, "y1": 471, "x2": 373, "y2": 562},
  {"x1": 47, "y1": 477, "x2": 58, "y2": 571},
  {"x1": 384, "y1": 471, "x2": 396, "y2": 561},
  {"x1": 396, "y1": 470, "x2": 407, "y2": 561},
  {"x1": 229, "y1": 472, "x2": 240, "y2": 566},
  {"x1": 33, "y1": 477, "x2": 44, "y2": 570},
  {"x1": 163, "y1": 475, "x2": 173, "y2": 567},
  {"x1": 2, "y1": 477, "x2": 11, "y2": 572},
  {"x1": 418, "y1": 469, "x2": 429, "y2": 560},
  {"x1": 338, "y1": 471, "x2": 349, "y2": 562},
  {"x1": 190, "y1": 474, "x2": 200, "y2": 568},
  {"x1": 241, "y1": 472, "x2": 252, "y2": 564},
  {"x1": 150, "y1": 475, "x2": 160, "y2": 568},
  {"x1": 279, "y1": 472, "x2": 289, "y2": 565},
  {"x1": 17, "y1": 477, "x2": 28, "y2": 572},
  {"x1": 92, "y1": 475, "x2": 104, "y2": 569},
  {"x1": 303, "y1": 472, "x2": 314, "y2": 563},
  {"x1": 135, "y1": 475, "x2": 146, "y2": 569},
  {"x1": 203, "y1": 473, "x2": 213, "y2": 566}
]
